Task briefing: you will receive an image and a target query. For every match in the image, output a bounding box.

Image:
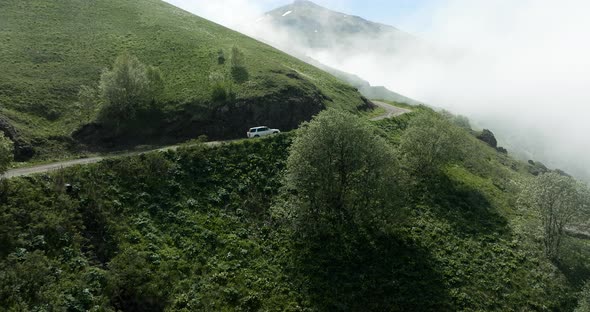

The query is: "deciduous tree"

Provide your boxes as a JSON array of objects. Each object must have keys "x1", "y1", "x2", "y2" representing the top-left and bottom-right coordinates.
[
  {"x1": 283, "y1": 109, "x2": 402, "y2": 235},
  {"x1": 519, "y1": 172, "x2": 588, "y2": 259},
  {"x1": 98, "y1": 53, "x2": 163, "y2": 131},
  {"x1": 398, "y1": 113, "x2": 463, "y2": 177}
]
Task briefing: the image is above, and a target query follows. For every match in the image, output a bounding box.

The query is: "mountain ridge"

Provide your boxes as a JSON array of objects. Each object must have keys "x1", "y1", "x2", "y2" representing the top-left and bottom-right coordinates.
[
  {"x1": 244, "y1": 0, "x2": 420, "y2": 104},
  {"x1": 0, "y1": 0, "x2": 369, "y2": 160}
]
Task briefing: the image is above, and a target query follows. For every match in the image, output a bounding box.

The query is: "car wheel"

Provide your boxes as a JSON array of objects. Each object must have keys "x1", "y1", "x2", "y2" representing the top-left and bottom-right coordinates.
[
  {"x1": 273, "y1": 131, "x2": 279, "y2": 134},
  {"x1": 254, "y1": 135, "x2": 260, "y2": 138}
]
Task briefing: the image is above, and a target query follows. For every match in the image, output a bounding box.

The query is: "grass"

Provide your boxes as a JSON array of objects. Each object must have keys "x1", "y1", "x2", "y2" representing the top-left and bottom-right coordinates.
[
  {"x1": 0, "y1": 0, "x2": 368, "y2": 160},
  {"x1": 1, "y1": 108, "x2": 589, "y2": 310}
]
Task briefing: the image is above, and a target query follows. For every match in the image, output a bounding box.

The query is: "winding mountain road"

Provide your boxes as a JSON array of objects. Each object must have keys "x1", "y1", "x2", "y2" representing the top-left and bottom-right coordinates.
[
  {"x1": 1, "y1": 102, "x2": 410, "y2": 179},
  {"x1": 371, "y1": 101, "x2": 412, "y2": 121}
]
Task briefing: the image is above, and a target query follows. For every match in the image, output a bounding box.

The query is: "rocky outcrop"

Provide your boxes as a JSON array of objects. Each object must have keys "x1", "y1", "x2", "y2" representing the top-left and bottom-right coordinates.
[
  {"x1": 477, "y1": 129, "x2": 498, "y2": 149},
  {"x1": 74, "y1": 81, "x2": 334, "y2": 148},
  {"x1": 0, "y1": 115, "x2": 35, "y2": 161}
]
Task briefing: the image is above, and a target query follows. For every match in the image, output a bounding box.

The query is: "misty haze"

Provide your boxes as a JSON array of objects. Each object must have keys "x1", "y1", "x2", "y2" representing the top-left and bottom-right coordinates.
[
  {"x1": 2, "y1": 0, "x2": 590, "y2": 311},
  {"x1": 171, "y1": 0, "x2": 590, "y2": 182}
]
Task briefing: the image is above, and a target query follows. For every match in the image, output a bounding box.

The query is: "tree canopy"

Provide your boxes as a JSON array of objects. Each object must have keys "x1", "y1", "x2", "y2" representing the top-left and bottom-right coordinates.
[
  {"x1": 519, "y1": 172, "x2": 589, "y2": 259},
  {"x1": 283, "y1": 109, "x2": 402, "y2": 235},
  {"x1": 398, "y1": 112, "x2": 463, "y2": 177},
  {"x1": 98, "y1": 53, "x2": 163, "y2": 130}
]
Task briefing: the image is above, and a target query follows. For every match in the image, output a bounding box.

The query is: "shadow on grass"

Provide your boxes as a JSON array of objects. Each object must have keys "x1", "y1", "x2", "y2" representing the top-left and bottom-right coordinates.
[
  {"x1": 555, "y1": 236, "x2": 590, "y2": 288},
  {"x1": 419, "y1": 173, "x2": 510, "y2": 236},
  {"x1": 291, "y1": 230, "x2": 452, "y2": 311}
]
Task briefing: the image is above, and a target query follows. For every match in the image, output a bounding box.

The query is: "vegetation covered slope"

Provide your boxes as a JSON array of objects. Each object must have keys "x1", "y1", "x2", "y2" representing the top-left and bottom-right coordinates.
[
  {"x1": 1, "y1": 106, "x2": 589, "y2": 311},
  {"x1": 0, "y1": 0, "x2": 368, "y2": 160}
]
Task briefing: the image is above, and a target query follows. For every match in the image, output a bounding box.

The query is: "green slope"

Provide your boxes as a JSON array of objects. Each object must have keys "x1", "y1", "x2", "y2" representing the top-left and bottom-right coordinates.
[
  {"x1": 0, "y1": 0, "x2": 368, "y2": 160},
  {"x1": 1, "y1": 107, "x2": 589, "y2": 311}
]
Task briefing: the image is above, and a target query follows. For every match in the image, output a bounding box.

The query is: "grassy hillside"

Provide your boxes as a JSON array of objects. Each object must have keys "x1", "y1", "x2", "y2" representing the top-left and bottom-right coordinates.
[
  {"x1": 1, "y1": 106, "x2": 589, "y2": 311},
  {"x1": 0, "y1": 0, "x2": 367, "y2": 160}
]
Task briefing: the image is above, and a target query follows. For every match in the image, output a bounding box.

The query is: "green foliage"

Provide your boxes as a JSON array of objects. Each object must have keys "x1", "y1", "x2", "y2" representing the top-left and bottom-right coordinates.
[
  {"x1": 98, "y1": 53, "x2": 163, "y2": 130},
  {"x1": 576, "y1": 281, "x2": 590, "y2": 312},
  {"x1": 0, "y1": 132, "x2": 13, "y2": 174},
  {"x1": 217, "y1": 49, "x2": 226, "y2": 65},
  {"x1": 1, "y1": 105, "x2": 588, "y2": 311},
  {"x1": 211, "y1": 82, "x2": 228, "y2": 103},
  {"x1": 519, "y1": 172, "x2": 588, "y2": 259},
  {"x1": 442, "y1": 110, "x2": 472, "y2": 131},
  {"x1": 230, "y1": 46, "x2": 245, "y2": 68},
  {"x1": 283, "y1": 109, "x2": 402, "y2": 234},
  {"x1": 230, "y1": 46, "x2": 249, "y2": 83},
  {"x1": 398, "y1": 112, "x2": 464, "y2": 178},
  {"x1": 209, "y1": 71, "x2": 235, "y2": 104}
]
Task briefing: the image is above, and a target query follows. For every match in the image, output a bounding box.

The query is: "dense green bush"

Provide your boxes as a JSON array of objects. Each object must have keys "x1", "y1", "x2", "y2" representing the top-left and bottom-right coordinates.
[
  {"x1": 576, "y1": 281, "x2": 590, "y2": 312},
  {"x1": 0, "y1": 132, "x2": 13, "y2": 174},
  {"x1": 231, "y1": 46, "x2": 249, "y2": 83},
  {"x1": 282, "y1": 109, "x2": 403, "y2": 234},
  {"x1": 98, "y1": 53, "x2": 164, "y2": 131},
  {"x1": 519, "y1": 172, "x2": 590, "y2": 259},
  {"x1": 398, "y1": 112, "x2": 464, "y2": 178}
]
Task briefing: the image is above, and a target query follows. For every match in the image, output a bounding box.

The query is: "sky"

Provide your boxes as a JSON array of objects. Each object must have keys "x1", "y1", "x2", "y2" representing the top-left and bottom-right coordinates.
[
  {"x1": 164, "y1": 0, "x2": 439, "y2": 33},
  {"x1": 164, "y1": 0, "x2": 590, "y2": 181}
]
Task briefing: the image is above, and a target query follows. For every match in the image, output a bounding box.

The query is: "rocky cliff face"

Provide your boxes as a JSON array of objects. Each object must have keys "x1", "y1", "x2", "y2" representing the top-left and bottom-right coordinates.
[
  {"x1": 73, "y1": 70, "x2": 363, "y2": 149},
  {"x1": 0, "y1": 116, "x2": 34, "y2": 161}
]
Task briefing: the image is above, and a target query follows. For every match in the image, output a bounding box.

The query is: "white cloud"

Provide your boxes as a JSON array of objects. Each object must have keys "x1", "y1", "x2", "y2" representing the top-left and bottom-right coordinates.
[
  {"x1": 386, "y1": 0, "x2": 590, "y2": 179},
  {"x1": 163, "y1": 0, "x2": 280, "y2": 27},
  {"x1": 164, "y1": 0, "x2": 590, "y2": 180}
]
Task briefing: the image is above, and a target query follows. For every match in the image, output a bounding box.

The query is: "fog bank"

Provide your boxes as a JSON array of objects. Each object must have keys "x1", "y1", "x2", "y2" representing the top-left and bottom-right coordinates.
[{"x1": 165, "y1": 0, "x2": 590, "y2": 181}]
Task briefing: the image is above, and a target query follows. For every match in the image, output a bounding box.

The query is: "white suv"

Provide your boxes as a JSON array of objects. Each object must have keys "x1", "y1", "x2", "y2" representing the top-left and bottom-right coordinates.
[{"x1": 247, "y1": 126, "x2": 280, "y2": 138}]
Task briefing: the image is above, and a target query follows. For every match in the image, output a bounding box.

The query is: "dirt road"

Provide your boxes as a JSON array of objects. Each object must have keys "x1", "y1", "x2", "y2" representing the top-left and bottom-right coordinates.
[
  {"x1": 371, "y1": 101, "x2": 412, "y2": 121},
  {"x1": 2, "y1": 103, "x2": 410, "y2": 179}
]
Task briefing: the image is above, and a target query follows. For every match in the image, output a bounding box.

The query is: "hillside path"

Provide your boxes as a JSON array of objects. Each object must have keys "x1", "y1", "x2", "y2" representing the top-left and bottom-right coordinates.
[
  {"x1": 1, "y1": 141, "x2": 226, "y2": 179},
  {"x1": 371, "y1": 101, "x2": 412, "y2": 121},
  {"x1": 2, "y1": 103, "x2": 409, "y2": 179}
]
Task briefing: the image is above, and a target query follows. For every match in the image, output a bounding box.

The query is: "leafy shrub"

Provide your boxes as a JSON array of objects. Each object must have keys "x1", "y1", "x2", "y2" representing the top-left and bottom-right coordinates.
[
  {"x1": 576, "y1": 281, "x2": 590, "y2": 312},
  {"x1": 230, "y1": 46, "x2": 249, "y2": 83},
  {"x1": 211, "y1": 82, "x2": 227, "y2": 103},
  {"x1": 0, "y1": 132, "x2": 13, "y2": 174},
  {"x1": 398, "y1": 112, "x2": 464, "y2": 178},
  {"x1": 217, "y1": 49, "x2": 226, "y2": 65},
  {"x1": 98, "y1": 53, "x2": 164, "y2": 131},
  {"x1": 519, "y1": 172, "x2": 588, "y2": 259}
]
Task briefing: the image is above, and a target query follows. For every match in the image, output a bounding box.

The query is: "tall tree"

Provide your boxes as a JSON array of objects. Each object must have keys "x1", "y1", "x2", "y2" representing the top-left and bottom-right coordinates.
[
  {"x1": 98, "y1": 53, "x2": 163, "y2": 130},
  {"x1": 283, "y1": 109, "x2": 402, "y2": 235},
  {"x1": 398, "y1": 112, "x2": 463, "y2": 177},
  {"x1": 519, "y1": 172, "x2": 588, "y2": 259}
]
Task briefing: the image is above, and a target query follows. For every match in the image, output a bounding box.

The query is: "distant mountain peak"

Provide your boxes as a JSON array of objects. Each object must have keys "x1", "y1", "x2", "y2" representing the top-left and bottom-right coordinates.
[
  {"x1": 292, "y1": 0, "x2": 318, "y2": 6},
  {"x1": 288, "y1": 0, "x2": 331, "y2": 12}
]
